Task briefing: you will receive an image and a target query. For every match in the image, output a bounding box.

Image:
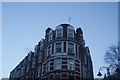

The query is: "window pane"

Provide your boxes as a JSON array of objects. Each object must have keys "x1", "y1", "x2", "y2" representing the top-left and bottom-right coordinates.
[
  {"x1": 68, "y1": 43, "x2": 74, "y2": 53},
  {"x1": 55, "y1": 58, "x2": 61, "y2": 69},
  {"x1": 68, "y1": 58, "x2": 74, "y2": 70},
  {"x1": 55, "y1": 58, "x2": 61, "y2": 64},
  {"x1": 56, "y1": 43, "x2": 62, "y2": 52},
  {"x1": 68, "y1": 29, "x2": 74, "y2": 38},
  {"x1": 47, "y1": 61, "x2": 50, "y2": 71},
  {"x1": 49, "y1": 33, "x2": 52, "y2": 41},
  {"x1": 56, "y1": 29, "x2": 62, "y2": 37},
  {"x1": 48, "y1": 46, "x2": 51, "y2": 55}
]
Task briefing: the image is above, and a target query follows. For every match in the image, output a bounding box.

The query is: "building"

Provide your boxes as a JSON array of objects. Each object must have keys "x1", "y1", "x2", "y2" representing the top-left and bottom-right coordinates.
[{"x1": 9, "y1": 24, "x2": 94, "y2": 80}]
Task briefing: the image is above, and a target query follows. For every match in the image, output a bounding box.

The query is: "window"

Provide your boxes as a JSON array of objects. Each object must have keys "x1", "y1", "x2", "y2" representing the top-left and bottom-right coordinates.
[
  {"x1": 48, "y1": 45, "x2": 52, "y2": 56},
  {"x1": 85, "y1": 55, "x2": 87, "y2": 64},
  {"x1": 56, "y1": 29, "x2": 62, "y2": 37},
  {"x1": 68, "y1": 58, "x2": 74, "y2": 70},
  {"x1": 38, "y1": 54, "x2": 41, "y2": 64},
  {"x1": 67, "y1": 29, "x2": 74, "y2": 38},
  {"x1": 62, "y1": 65, "x2": 67, "y2": 69},
  {"x1": 21, "y1": 67, "x2": 25, "y2": 76},
  {"x1": 26, "y1": 64, "x2": 29, "y2": 73},
  {"x1": 56, "y1": 43, "x2": 62, "y2": 52},
  {"x1": 55, "y1": 58, "x2": 61, "y2": 69},
  {"x1": 32, "y1": 58, "x2": 36, "y2": 68},
  {"x1": 49, "y1": 30, "x2": 53, "y2": 41},
  {"x1": 68, "y1": 75, "x2": 74, "y2": 80},
  {"x1": 68, "y1": 43, "x2": 74, "y2": 53},
  {"x1": 49, "y1": 74, "x2": 53, "y2": 79},
  {"x1": 47, "y1": 61, "x2": 50, "y2": 71},
  {"x1": 37, "y1": 67, "x2": 41, "y2": 78},
  {"x1": 54, "y1": 74, "x2": 61, "y2": 79}
]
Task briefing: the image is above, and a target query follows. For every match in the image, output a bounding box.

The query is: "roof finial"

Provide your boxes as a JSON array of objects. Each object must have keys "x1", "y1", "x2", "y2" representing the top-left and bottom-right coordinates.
[{"x1": 69, "y1": 17, "x2": 71, "y2": 24}]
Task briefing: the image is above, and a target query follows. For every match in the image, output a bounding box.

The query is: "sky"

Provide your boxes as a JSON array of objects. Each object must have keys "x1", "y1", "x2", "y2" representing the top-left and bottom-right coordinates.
[
  {"x1": 2, "y1": 2, "x2": 118, "y2": 78},
  {"x1": 0, "y1": 2, "x2": 2, "y2": 80}
]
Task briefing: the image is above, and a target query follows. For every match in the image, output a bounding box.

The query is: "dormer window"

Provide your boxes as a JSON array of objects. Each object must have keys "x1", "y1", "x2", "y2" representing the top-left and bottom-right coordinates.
[
  {"x1": 68, "y1": 29, "x2": 74, "y2": 38},
  {"x1": 67, "y1": 26, "x2": 74, "y2": 38},
  {"x1": 56, "y1": 26, "x2": 63, "y2": 38},
  {"x1": 56, "y1": 29, "x2": 62, "y2": 37}
]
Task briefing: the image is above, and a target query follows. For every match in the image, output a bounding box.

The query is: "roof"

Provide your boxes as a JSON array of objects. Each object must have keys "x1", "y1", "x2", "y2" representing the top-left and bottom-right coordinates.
[{"x1": 56, "y1": 23, "x2": 74, "y2": 29}]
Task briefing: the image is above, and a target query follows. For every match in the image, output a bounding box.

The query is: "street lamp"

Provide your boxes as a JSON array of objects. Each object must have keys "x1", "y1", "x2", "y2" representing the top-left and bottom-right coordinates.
[{"x1": 97, "y1": 64, "x2": 117, "y2": 78}]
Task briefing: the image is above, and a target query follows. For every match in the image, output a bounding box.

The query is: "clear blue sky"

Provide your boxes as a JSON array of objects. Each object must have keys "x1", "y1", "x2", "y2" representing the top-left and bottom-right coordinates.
[{"x1": 2, "y1": 2, "x2": 118, "y2": 78}]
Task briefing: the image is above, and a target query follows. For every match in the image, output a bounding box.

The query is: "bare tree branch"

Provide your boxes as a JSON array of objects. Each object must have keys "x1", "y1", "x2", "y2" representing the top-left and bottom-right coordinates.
[{"x1": 104, "y1": 44, "x2": 120, "y2": 74}]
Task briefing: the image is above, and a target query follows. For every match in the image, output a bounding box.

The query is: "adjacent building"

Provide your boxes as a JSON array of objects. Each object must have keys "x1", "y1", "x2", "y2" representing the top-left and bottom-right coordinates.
[{"x1": 9, "y1": 24, "x2": 94, "y2": 80}]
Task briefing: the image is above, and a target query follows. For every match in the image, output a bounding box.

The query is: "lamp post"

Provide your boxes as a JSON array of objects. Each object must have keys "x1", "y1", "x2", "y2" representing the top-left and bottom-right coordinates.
[
  {"x1": 97, "y1": 66, "x2": 110, "y2": 78},
  {"x1": 97, "y1": 64, "x2": 117, "y2": 78}
]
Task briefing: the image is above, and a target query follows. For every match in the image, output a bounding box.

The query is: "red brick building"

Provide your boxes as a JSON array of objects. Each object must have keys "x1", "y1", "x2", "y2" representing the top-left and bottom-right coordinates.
[{"x1": 9, "y1": 24, "x2": 94, "y2": 80}]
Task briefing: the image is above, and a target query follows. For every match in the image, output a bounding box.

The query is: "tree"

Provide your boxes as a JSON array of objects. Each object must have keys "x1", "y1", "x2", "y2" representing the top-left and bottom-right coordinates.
[{"x1": 104, "y1": 44, "x2": 120, "y2": 74}]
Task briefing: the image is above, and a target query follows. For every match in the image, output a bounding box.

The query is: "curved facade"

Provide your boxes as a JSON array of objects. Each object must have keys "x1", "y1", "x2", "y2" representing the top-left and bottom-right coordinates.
[{"x1": 9, "y1": 24, "x2": 94, "y2": 80}]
